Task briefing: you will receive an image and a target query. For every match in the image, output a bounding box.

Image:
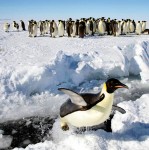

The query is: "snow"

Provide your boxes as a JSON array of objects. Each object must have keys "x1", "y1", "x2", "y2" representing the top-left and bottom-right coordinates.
[
  {"x1": 0, "y1": 20, "x2": 149, "y2": 149},
  {"x1": 12, "y1": 94, "x2": 149, "y2": 150}
]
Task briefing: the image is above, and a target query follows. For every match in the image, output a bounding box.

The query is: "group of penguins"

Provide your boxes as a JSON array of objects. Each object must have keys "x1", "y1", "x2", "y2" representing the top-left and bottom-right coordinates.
[{"x1": 3, "y1": 17, "x2": 147, "y2": 38}]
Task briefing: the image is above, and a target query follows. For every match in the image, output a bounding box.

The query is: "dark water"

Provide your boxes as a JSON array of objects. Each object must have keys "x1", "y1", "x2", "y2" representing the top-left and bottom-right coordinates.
[
  {"x1": 0, "y1": 116, "x2": 55, "y2": 149},
  {"x1": 0, "y1": 114, "x2": 115, "y2": 149}
]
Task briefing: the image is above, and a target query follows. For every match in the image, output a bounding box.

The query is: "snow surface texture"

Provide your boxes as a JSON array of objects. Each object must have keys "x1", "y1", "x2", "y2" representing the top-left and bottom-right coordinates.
[{"x1": 0, "y1": 21, "x2": 149, "y2": 149}]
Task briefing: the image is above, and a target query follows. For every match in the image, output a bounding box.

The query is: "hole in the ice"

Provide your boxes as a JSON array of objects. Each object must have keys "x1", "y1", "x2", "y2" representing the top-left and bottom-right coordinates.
[{"x1": 0, "y1": 116, "x2": 55, "y2": 149}]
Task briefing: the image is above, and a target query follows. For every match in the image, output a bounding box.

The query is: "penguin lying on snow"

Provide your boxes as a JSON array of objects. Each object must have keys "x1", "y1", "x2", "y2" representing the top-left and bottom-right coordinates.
[{"x1": 59, "y1": 78, "x2": 128, "y2": 131}]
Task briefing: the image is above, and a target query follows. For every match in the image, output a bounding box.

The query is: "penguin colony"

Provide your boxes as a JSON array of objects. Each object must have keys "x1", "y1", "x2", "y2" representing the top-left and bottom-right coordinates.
[{"x1": 4, "y1": 18, "x2": 147, "y2": 38}]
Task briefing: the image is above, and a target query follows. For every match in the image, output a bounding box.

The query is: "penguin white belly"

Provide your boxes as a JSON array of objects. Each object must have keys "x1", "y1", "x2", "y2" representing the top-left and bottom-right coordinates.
[
  {"x1": 4, "y1": 25, "x2": 8, "y2": 32},
  {"x1": 62, "y1": 93, "x2": 114, "y2": 127},
  {"x1": 58, "y1": 24, "x2": 64, "y2": 36},
  {"x1": 142, "y1": 23, "x2": 146, "y2": 32},
  {"x1": 71, "y1": 25, "x2": 76, "y2": 37},
  {"x1": 98, "y1": 22, "x2": 105, "y2": 35},
  {"x1": 136, "y1": 24, "x2": 142, "y2": 34}
]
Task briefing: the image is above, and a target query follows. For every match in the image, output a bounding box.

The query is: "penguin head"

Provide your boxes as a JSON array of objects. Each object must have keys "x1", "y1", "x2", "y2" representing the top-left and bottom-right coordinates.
[{"x1": 105, "y1": 78, "x2": 128, "y2": 93}]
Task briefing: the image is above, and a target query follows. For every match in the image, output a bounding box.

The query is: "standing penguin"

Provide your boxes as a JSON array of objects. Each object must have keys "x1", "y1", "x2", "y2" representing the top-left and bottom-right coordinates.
[
  {"x1": 126, "y1": 19, "x2": 130, "y2": 33},
  {"x1": 12, "y1": 21, "x2": 19, "y2": 31},
  {"x1": 40, "y1": 21, "x2": 44, "y2": 36},
  {"x1": 121, "y1": 20, "x2": 127, "y2": 35},
  {"x1": 116, "y1": 21, "x2": 121, "y2": 36},
  {"x1": 129, "y1": 20, "x2": 135, "y2": 33},
  {"x1": 50, "y1": 20, "x2": 58, "y2": 38},
  {"x1": 59, "y1": 78, "x2": 128, "y2": 131},
  {"x1": 32, "y1": 21, "x2": 37, "y2": 37},
  {"x1": 3, "y1": 23, "x2": 10, "y2": 32},
  {"x1": 20, "y1": 20, "x2": 26, "y2": 31},
  {"x1": 58, "y1": 20, "x2": 65, "y2": 37},
  {"x1": 71, "y1": 21, "x2": 76, "y2": 37},
  {"x1": 75, "y1": 19, "x2": 79, "y2": 36},
  {"x1": 86, "y1": 19, "x2": 93, "y2": 35},
  {"x1": 142, "y1": 21, "x2": 146, "y2": 32},
  {"x1": 28, "y1": 20, "x2": 33, "y2": 37},
  {"x1": 78, "y1": 20, "x2": 86, "y2": 38},
  {"x1": 136, "y1": 21, "x2": 142, "y2": 35},
  {"x1": 66, "y1": 20, "x2": 73, "y2": 37},
  {"x1": 98, "y1": 19, "x2": 106, "y2": 35}
]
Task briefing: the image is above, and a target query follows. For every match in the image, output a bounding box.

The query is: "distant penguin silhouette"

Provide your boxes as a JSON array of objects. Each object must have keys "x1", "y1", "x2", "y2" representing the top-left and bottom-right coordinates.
[
  {"x1": 66, "y1": 20, "x2": 72, "y2": 37},
  {"x1": 116, "y1": 21, "x2": 121, "y2": 36},
  {"x1": 75, "y1": 19, "x2": 79, "y2": 36},
  {"x1": 136, "y1": 21, "x2": 142, "y2": 35},
  {"x1": 40, "y1": 21, "x2": 44, "y2": 36},
  {"x1": 58, "y1": 20, "x2": 65, "y2": 37},
  {"x1": 129, "y1": 20, "x2": 135, "y2": 33},
  {"x1": 142, "y1": 21, "x2": 146, "y2": 32},
  {"x1": 71, "y1": 21, "x2": 76, "y2": 37},
  {"x1": 50, "y1": 20, "x2": 58, "y2": 38},
  {"x1": 28, "y1": 20, "x2": 33, "y2": 37},
  {"x1": 20, "y1": 20, "x2": 26, "y2": 31},
  {"x1": 3, "y1": 23, "x2": 10, "y2": 32},
  {"x1": 32, "y1": 21, "x2": 37, "y2": 37},
  {"x1": 98, "y1": 19, "x2": 106, "y2": 35},
  {"x1": 79, "y1": 21, "x2": 86, "y2": 38}
]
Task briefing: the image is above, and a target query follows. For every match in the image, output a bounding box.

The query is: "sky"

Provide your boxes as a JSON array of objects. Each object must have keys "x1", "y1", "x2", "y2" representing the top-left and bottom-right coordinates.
[{"x1": 0, "y1": 0, "x2": 149, "y2": 21}]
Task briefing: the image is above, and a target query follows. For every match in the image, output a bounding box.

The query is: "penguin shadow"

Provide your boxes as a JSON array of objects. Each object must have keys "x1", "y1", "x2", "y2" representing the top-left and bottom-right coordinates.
[
  {"x1": 111, "y1": 122, "x2": 149, "y2": 141},
  {"x1": 119, "y1": 35, "x2": 135, "y2": 37},
  {"x1": 37, "y1": 34, "x2": 51, "y2": 38}
]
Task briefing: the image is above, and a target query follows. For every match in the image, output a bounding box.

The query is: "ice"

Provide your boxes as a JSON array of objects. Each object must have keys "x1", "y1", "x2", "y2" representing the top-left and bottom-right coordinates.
[{"x1": 13, "y1": 94, "x2": 149, "y2": 150}]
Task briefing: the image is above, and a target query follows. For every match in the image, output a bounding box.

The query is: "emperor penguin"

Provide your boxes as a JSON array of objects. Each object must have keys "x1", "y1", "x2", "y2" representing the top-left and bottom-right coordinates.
[
  {"x1": 98, "y1": 19, "x2": 106, "y2": 35},
  {"x1": 106, "y1": 18, "x2": 112, "y2": 35},
  {"x1": 3, "y1": 23, "x2": 10, "y2": 32},
  {"x1": 66, "y1": 20, "x2": 73, "y2": 37},
  {"x1": 126, "y1": 19, "x2": 130, "y2": 33},
  {"x1": 20, "y1": 20, "x2": 26, "y2": 31},
  {"x1": 142, "y1": 21, "x2": 146, "y2": 32},
  {"x1": 71, "y1": 21, "x2": 76, "y2": 37},
  {"x1": 86, "y1": 19, "x2": 93, "y2": 35},
  {"x1": 28, "y1": 20, "x2": 33, "y2": 37},
  {"x1": 58, "y1": 20, "x2": 65, "y2": 37},
  {"x1": 136, "y1": 21, "x2": 142, "y2": 35},
  {"x1": 116, "y1": 21, "x2": 121, "y2": 36},
  {"x1": 32, "y1": 21, "x2": 37, "y2": 37},
  {"x1": 50, "y1": 20, "x2": 58, "y2": 38},
  {"x1": 92, "y1": 18, "x2": 96, "y2": 35},
  {"x1": 45, "y1": 20, "x2": 50, "y2": 34},
  {"x1": 59, "y1": 78, "x2": 128, "y2": 131},
  {"x1": 40, "y1": 21, "x2": 44, "y2": 36},
  {"x1": 78, "y1": 20, "x2": 86, "y2": 38},
  {"x1": 121, "y1": 20, "x2": 127, "y2": 35},
  {"x1": 75, "y1": 19, "x2": 79, "y2": 35},
  {"x1": 12, "y1": 21, "x2": 19, "y2": 31},
  {"x1": 129, "y1": 20, "x2": 135, "y2": 33},
  {"x1": 111, "y1": 20, "x2": 118, "y2": 36}
]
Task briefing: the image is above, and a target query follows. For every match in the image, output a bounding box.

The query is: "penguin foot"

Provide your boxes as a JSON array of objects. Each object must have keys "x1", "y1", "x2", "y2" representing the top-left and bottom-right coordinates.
[{"x1": 61, "y1": 124, "x2": 69, "y2": 131}]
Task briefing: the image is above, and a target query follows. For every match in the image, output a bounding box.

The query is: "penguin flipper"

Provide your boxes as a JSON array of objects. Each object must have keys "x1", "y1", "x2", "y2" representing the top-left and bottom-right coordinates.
[
  {"x1": 112, "y1": 105, "x2": 126, "y2": 114},
  {"x1": 58, "y1": 88, "x2": 87, "y2": 106}
]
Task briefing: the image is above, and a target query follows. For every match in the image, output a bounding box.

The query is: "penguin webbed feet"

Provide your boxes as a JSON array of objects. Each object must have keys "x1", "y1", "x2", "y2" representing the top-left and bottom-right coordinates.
[{"x1": 61, "y1": 124, "x2": 69, "y2": 131}]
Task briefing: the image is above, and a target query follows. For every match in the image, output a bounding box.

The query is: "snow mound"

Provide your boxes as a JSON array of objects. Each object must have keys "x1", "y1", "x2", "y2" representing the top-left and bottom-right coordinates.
[
  {"x1": 123, "y1": 41, "x2": 149, "y2": 81},
  {"x1": 1, "y1": 41, "x2": 149, "y2": 97}
]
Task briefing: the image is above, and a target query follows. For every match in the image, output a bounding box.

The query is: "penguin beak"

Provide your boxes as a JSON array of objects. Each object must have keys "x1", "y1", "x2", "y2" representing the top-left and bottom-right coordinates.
[{"x1": 115, "y1": 83, "x2": 129, "y2": 89}]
